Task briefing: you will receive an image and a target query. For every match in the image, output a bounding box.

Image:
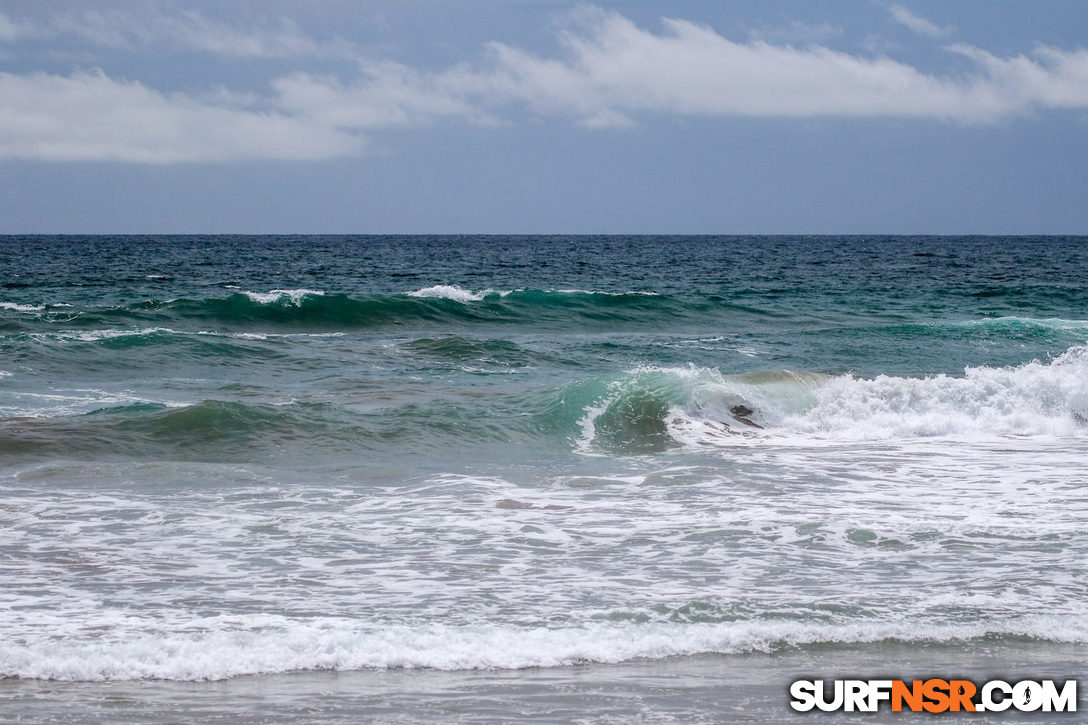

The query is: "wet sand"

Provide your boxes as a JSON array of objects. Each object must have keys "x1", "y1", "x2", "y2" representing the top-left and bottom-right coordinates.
[{"x1": 3, "y1": 641, "x2": 1083, "y2": 724}]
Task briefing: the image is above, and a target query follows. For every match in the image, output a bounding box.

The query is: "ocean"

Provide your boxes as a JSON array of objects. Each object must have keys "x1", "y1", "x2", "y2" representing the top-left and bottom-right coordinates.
[{"x1": 1, "y1": 235, "x2": 1086, "y2": 722}]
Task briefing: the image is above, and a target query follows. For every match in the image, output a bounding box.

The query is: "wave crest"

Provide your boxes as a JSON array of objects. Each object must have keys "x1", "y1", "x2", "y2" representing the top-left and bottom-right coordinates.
[
  {"x1": 788, "y1": 345, "x2": 1088, "y2": 439},
  {"x1": 241, "y1": 289, "x2": 325, "y2": 305},
  {"x1": 576, "y1": 347, "x2": 1088, "y2": 452},
  {"x1": 407, "y1": 285, "x2": 489, "y2": 302},
  {"x1": 7, "y1": 287, "x2": 688, "y2": 331},
  {"x1": 4, "y1": 616, "x2": 1084, "y2": 681}
]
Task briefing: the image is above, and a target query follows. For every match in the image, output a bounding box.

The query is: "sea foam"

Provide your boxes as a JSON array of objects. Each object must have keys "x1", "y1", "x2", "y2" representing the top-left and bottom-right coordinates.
[
  {"x1": 0, "y1": 301, "x2": 45, "y2": 312},
  {"x1": 241, "y1": 289, "x2": 325, "y2": 305},
  {"x1": 3, "y1": 616, "x2": 1085, "y2": 682},
  {"x1": 407, "y1": 285, "x2": 491, "y2": 302},
  {"x1": 786, "y1": 344, "x2": 1088, "y2": 439},
  {"x1": 406, "y1": 286, "x2": 661, "y2": 302},
  {"x1": 578, "y1": 346, "x2": 1088, "y2": 452}
]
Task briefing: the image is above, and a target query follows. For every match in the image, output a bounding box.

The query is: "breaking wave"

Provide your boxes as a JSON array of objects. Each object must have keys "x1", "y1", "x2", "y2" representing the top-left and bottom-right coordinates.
[
  {"x1": 577, "y1": 345, "x2": 1088, "y2": 452},
  {"x1": 4, "y1": 344, "x2": 1087, "y2": 461},
  {"x1": 0, "y1": 287, "x2": 696, "y2": 331},
  {"x1": 2, "y1": 616, "x2": 1084, "y2": 681}
]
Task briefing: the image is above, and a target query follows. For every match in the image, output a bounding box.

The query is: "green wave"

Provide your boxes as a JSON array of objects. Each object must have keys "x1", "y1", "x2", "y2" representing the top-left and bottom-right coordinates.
[
  {"x1": 5, "y1": 288, "x2": 735, "y2": 331},
  {"x1": 0, "y1": 364, "x2": 824, "y2": 462}
]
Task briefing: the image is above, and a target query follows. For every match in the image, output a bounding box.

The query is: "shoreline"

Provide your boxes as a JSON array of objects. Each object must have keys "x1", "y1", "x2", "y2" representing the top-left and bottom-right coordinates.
[{"x1": 3, "y1": 641, "x2": 1084, "y2": 723}]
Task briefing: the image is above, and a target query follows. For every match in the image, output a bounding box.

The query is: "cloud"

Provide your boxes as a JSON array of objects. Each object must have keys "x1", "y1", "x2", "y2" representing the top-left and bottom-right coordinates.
[
  {"x1": 168, "y1": 13, "x2": 355, "y2": 60},
  {"x1": 469, "y1": 10, "x2": 1081, "y2": 125},
  {"x1": 0, "y1": 7, "x2": 355, "y2": 60},
  {"x1": 888, "y1": 5, "x2": 951, "y2": 39},
  {"x1": 1, "y1": 8, "x2": 1087, "y2": 163},
  {"x1": 478, "y1": 12, "x2": 970, "y2": 124},
  {"x1": 748, "y1": 21, "x2": 844, "y2": 46},
  {"x1": 272, "y1": 64, "x2": 501, "y2": 130},
  {"x1": 0, "y1": 70, "x2": 363, "y2": 162},
  {"x1": 0, "y1": 11, "x2": 30, "y2": 42},
  {"x1": 947, "y1": 44, "x2": 1088, "y2": 110}
]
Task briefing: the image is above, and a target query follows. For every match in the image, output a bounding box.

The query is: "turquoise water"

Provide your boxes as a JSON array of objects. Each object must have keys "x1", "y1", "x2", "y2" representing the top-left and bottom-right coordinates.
[{"x1": 1, "y1": 236, "x2": 1086, "y2": 717}]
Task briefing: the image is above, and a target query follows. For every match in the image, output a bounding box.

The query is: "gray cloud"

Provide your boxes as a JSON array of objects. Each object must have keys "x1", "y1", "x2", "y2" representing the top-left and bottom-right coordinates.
[
  {"x1": 2, "y1": 7, "x2": 1087, "y2": 163},
  {"x1": 0, "y1": 8, "x2": 356, "y2": 59}
]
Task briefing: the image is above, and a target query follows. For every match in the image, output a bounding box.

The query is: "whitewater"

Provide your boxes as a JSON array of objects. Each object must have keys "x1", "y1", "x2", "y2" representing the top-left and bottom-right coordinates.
[{"x1": 1, "y1": 235, "x2": 1086, "y2": 722}]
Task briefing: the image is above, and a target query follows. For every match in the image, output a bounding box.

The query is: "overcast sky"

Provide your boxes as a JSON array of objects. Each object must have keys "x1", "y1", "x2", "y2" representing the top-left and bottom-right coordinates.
[{"x1": 1, "y1": 0, "x2": 1085, "y2": 234}]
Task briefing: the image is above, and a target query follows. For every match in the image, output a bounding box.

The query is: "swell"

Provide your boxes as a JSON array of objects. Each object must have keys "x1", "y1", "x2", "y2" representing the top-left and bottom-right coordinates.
[
  {"x1": 0, "y1": 395, "x2": 566, "y2": 463},
  {"x1": 0, "y1": 287, "x2": 748, "y2": 332},
  {"x1": 0, "y1": 329, "x2": 572, "y2": 381},
  {"x1": 0, "y1": 401, "x2": 358, "y2": 462},
  {"x1": 7, "y1": 289, "x2": 1088, "y2": 342},
  {"x1": 0, "y1": 376, "x2": 680, "y2": 462},
  {"x1": 4, "y1": 344, "x2": 1086, "y2": 462},
  {"x1": 399, "y1": 336, "x2": 578, "y2": 368},
  {"x1": 0, "y1": 328, "x2": 295, "y2": 374},
  {"x1": 851, "y1": 316, "x2": 1088, "y2": 345}
]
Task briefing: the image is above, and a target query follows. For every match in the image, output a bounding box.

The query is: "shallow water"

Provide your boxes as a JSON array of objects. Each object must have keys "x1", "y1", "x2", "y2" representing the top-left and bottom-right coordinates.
[
  {"x1": 1, "y1": 236, "x2": 1086, "y2": 720},
  {"x1": 3, "y1": 643, "x2": 1084, "y2": 723}
]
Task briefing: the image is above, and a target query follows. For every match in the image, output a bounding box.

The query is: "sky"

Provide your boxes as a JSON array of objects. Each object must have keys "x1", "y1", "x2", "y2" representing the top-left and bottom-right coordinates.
[{"x1": 0, "y1": 0, "x2": 1086, "y2": 234}]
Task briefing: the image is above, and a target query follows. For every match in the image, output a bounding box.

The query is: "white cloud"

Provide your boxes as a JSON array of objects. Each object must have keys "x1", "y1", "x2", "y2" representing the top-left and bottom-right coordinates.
[
  {"x1": 482, "y1": 14, "x2": 958, "y2": 123},
  {"x1": 948, "y1": 44, "x2": 1088, "y2": 110},
  {"x1": 888, "y1": 4, "x2": 952, "y2": 39},
  {"x1": 465, "y1": 11, "x2": 1069, "y2": 125},
  {"x1": 2, "y1": 8, "x2": 1087, "y2": 163},
  {"x1": 263, "y1": 11, "x2": 1088, "y2": 132},
  {"x1": 272, "y1": 64, "x2": 500, "y2": 130},
  {"x1": 0, "y1": 70, "x2": 363, "y2": 162}
]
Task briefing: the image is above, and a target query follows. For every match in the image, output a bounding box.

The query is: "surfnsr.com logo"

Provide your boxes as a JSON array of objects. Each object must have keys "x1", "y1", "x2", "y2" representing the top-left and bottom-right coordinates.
[{"x1": 790, "y1": 679, "x2": 1078, "y2": 713}]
